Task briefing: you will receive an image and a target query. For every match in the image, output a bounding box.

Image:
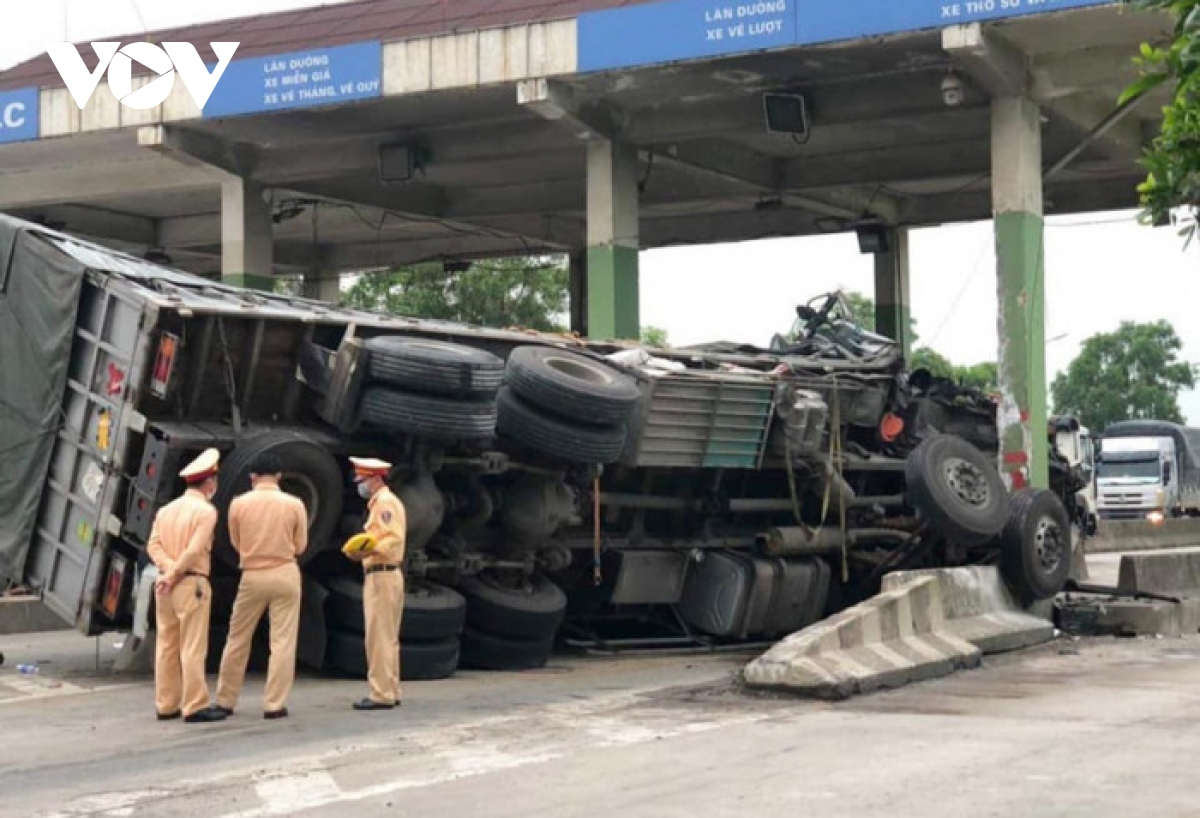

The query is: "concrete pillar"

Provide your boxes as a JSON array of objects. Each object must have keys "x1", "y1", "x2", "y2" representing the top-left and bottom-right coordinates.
[
  {"x1": 873, "y1": 227, "x2": 912, "y2": 358},
  {"x1": 303, "y1": 274, "x2": 341, "y2": 303},
  {"x1": 568, "y1": 250, "x2": 588, "y2": 336},
  {"x1": 586, "y1": 140, "x2": 639, "y2": 340},
  {"x1": 991, "y1": 96, "x2": 1048, "y2": 490},
  {"x1": 220, "y1": 175, "x2": 274, "y2": 291}
]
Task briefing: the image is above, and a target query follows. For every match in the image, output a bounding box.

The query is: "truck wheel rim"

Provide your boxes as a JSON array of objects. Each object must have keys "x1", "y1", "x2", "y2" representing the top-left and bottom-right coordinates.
[
  {"x1": 281, "y1": 473, "x2": 320, "y2": 528},
  {"x1": 1034, "y1": 517, "x2": 1064, "y2": 573},
  {"x1": 943, "y1": 456, "x2": 989, "y2": 507},
  {"x1": 545, "y1": 355, "x2": 613, "y2": 385}
]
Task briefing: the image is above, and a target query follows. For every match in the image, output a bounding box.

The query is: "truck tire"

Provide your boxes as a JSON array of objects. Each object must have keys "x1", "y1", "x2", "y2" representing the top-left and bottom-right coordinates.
[
  {"x1": 506, "y1": 345, "x2": 640, "y2": 426},
  {"x1": 365, "y1": 337, "x2": 504, "y2": 398},
  {"x1": 361, "y1": 387, "x2": 497, "y2": 443},
  {"x1": 1000, "y1": 489, "x2": 1072, "y2": 603},
  {"x1": 459, "y1": 627, "x2": 555, "y2": 671},
  {"x1": 212, "y1": 431, "x2": 345, "y2": 571},
  {"x1": 459, "y1": 571, "x2": 567, "y2": 640},
  {"x1": 905, "y1": 434, "x2": 1009, "y2": 545},
  {"x1": 325, "y1": 576, "x2": 467, "y2": 641},
  {"x1": 497, "y1": 388, "x2": 627, "y2": 465},
  {"x1": 324, "y1": 628, "x2": 460, "y2": 681},
  {"x1": 205, "y1": 619, "x2": 270, "y2": 675}
]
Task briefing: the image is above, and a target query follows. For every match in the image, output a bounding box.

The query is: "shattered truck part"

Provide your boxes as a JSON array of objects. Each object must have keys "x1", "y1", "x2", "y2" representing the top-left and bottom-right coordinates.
[{"x1": 0, "y1": 216, "x2": 1083, "y2": 672}]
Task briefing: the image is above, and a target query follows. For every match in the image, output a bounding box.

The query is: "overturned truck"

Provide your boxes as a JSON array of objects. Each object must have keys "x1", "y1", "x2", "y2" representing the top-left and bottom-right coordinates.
[{"x1": 0, "y1": 215, "x2": 1072, "y2": 679}]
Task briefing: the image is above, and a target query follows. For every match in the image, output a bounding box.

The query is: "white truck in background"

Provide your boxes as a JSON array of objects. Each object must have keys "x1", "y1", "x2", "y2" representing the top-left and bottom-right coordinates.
[{"x1": 1097, "y1": 421, "x2": 1200, "y2": 522}]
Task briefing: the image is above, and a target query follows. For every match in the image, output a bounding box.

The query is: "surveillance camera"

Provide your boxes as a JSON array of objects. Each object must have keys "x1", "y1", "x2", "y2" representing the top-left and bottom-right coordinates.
[{"x1": 941, "y1": 74, "x2": 964, "y2": 107}]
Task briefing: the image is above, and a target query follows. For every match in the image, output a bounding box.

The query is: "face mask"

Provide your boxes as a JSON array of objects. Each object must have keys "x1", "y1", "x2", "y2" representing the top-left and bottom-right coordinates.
[{"x1": 357, "y1": 482, "x2": 373, "y2": 500}]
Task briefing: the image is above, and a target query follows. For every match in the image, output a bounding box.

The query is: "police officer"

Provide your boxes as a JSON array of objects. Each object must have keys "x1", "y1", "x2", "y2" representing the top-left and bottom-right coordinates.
[
  {"x1": 214, "y1": 452, "x2": 308, "y2": 720},
  {"x1": 146, "y1": 448, "x2": 227, "y2": 724},
  {"x1": 347, "y1": 457, "x2": 406, "y2": 711}
]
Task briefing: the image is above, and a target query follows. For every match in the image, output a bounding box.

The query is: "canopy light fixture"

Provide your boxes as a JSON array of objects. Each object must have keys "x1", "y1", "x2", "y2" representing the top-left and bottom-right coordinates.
[
  {"x1": 763, "y1": 92, "x2": 810, "y2": 138},
  {"x1": 854, "y1": 222, "x2": 891, "y2": 255}
]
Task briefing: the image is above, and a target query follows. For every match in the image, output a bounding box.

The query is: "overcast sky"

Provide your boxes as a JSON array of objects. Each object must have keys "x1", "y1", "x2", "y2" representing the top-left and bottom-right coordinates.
[{"x1": 6, "y1": 0, "x2": 1200, "y2": 424}]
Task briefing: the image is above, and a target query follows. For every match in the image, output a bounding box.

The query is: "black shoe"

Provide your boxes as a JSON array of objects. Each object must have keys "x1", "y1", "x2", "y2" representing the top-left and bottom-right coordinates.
[
  {"x1": 156, "y1": 710, "x2": 182, "y2": 721},
  {"x1": 353, "y1": 698, "x2": 395, "y2": 711},
  {"x1": 213, "y1": 706, "x2": 234, "y2": 718},
  {"x1": 263, "y1": 708, "x2": 289, "y2": 720},
  {"x1": 184, "y1": 707, "x2": 227, "y2": 724}
]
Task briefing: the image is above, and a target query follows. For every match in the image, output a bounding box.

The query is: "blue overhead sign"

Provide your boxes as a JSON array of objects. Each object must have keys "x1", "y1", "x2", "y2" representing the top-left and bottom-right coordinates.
[
  {"x1": 801, "y1": 0, "x2": 1118, "y2": 45},
  {"x1": 578, "y1": 0, "x2": 795, "y2": 73},
  {"x1": 0, "y1": 87, "x2": 39, "y2": 144},
  {"x1": 203, "y1": 41, "x2": 382, "y2": 118},
  {"x1": 578, "y1": 0, "x2": 1115, "y2": 72}
]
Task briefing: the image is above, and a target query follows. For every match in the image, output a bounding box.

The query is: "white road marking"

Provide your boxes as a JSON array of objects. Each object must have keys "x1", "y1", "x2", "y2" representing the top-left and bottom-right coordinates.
[
  {"x1": 32, "y1": 689, "x2": 767, "y2": 818},
  {"x1": 252, "y1": 770, "x2": 344, "y2": 816},
  {"x1": 0, "y1": 680, "x2": 138, "y2": 707}
]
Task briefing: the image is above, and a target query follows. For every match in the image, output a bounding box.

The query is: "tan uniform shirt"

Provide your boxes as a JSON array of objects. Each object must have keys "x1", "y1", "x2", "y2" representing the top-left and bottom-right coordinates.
[
  {"x1": 147, "y1": 488, "x2": 217, "y2": 580},
  {"x1": 364, "y1": 486, "x2": 406, "y2": 567},
  {"x1": 228, "y1": 483, "x2": 309, "y2": 571}
]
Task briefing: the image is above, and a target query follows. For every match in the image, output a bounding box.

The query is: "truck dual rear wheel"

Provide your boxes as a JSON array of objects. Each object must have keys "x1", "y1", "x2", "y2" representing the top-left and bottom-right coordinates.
[
  {"x1": 999, "y1": 488, "x2": 1072, "y2": 603},
  {"x1": 458, "y1": 571, "x2": 567, "y2": 640},
  {"x1": 458, "y1": 627, "x2": 556, "y2": 671},
  {"x1": 506, "y1": 345, "x2": 640, "y2": 426},
  {"x1": 365, "y1": 337, "x2": 504, "y2": 399},
  {"x1": 360, "y1": 387, "x2": 497, "y2": 443},
  {"x1": 323, "y1": 629, "x2": 461, "y2": 681},
  {"x1": 905, "y1": 434, "x2": 1010, "y2": 545},
  {"x1": 324, "y1": 576, "x2": 467, "y2": 642},
  {"x1": 496, "y1": 387, "x2": 627, "y2": 464}
]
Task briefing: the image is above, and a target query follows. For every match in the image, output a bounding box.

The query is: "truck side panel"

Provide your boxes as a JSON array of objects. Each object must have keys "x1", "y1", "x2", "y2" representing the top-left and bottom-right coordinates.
[{"x1": 25, "y1": 278, "x2": 155, "y2": 633}]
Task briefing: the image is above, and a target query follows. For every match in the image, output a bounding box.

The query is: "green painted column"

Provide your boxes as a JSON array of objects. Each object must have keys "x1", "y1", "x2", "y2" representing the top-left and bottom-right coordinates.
[
  {"x1": 586, "y1": 140, "x2": 639, "y2": 340},
  {"x1": 873, "y1": 227, "x2": 913, "y2": 359},
  {"x1": 221, "y1": 175, "x2": 274, "y2": 292},
  {"x1": 992, "y1": 96, "x2": 1048, "y2": 490}
]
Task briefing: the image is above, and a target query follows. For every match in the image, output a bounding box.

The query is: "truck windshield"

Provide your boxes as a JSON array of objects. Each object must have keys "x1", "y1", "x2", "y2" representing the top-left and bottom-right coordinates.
[{"x1": 1097, "y1": 459, "x2": 1160, "y2": 481}]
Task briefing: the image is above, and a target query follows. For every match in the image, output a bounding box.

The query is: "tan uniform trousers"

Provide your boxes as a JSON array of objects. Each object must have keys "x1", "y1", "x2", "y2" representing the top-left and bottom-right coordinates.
[
  {"x1": 216, "y1": 562, "x2": 301, "y2": 713},
  {"x1": 364, "y1": 570, "x2": 405, "y2": 704},
  {"x1": 155, "y1": 576, "x2": 212, "y2": 718}
]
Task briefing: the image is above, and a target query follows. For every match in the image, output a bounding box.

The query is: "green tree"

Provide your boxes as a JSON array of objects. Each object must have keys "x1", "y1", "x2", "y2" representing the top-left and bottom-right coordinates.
[
  {"x1": 909, "y1": 347, "x2": 955, "y2": 379},
  {"x1": 1051, "y1": 320, "x2": 1196, "y2": 432},
  {"x1": 956, "y1": 362, "x2": 999, "y2": 393},
  {"x1": 1123, "y1": 0, "x2": 1200, "y2": 236},
  {"x1": 833, "y1": 289, "x2": 920, "y2": 343},
  {"x1": 342, "y1": 256, "x2": 569, "y2": 331},
  {"x1": 641, "y1": 326, "x2": 670, "y2": 347},
  {"x1": 840, "y1": 290, "x2": 877, "y2": 332}
]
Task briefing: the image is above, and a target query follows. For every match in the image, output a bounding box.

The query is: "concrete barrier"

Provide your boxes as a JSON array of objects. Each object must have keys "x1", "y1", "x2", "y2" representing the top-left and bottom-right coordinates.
[
  {"x1": 0, "y1": 596, "x2": 71, "y2": 636},
  {"x1": 744, "y1": 566, "x2": 1054, "y2": 699},
  {"x1": 882, "y1": 566, "x2": 1055, "y2": 654},
  {"x1": 1118, "y1": 547, "x2": 1200, "y2": 597},
  {"x1": 1086, "y1": 519, "x2": 1200, "y2": 554},
  {"x1": 743, "y1": 576, "x2": 982, "y2": 699}
]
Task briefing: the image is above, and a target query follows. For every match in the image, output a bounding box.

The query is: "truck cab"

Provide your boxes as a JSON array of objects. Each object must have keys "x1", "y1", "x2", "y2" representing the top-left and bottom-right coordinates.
[
  {"x1": 1096, "y1": 436, "x2": 1176, "y2": 521},
  {"x1": 1049, "y1": 415, "x2": 1098, "y2": 536}
]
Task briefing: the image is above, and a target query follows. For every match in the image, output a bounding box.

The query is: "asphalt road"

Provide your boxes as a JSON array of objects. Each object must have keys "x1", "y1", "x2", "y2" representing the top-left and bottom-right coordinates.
[{"x1": 3, "y1": 625, "x2": 1200, "y2": 818}]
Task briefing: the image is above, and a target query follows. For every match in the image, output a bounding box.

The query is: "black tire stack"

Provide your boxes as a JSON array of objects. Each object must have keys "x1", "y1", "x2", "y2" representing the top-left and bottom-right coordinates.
[
  {"x1": 360, "y1": 337, "x2": 504, "y2": 443},
  {"x1": 457, "y1": 572, "x2": 567, "y2": 671},
  {"x1": 497, "y1": 346, "x2": 640, "y2": 464},
  {"x1": 322, "y1": 576, "x2": 467, "y2": 681}
]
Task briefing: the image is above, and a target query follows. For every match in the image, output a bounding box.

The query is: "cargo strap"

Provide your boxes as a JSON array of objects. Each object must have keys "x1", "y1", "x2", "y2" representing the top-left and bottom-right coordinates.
[
  {"x1": 829, "y1": 376, "x2": 849, "y2": 584},
  {"x1": 593, "y1": 475, "x2": 602, "y2": 586}
]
